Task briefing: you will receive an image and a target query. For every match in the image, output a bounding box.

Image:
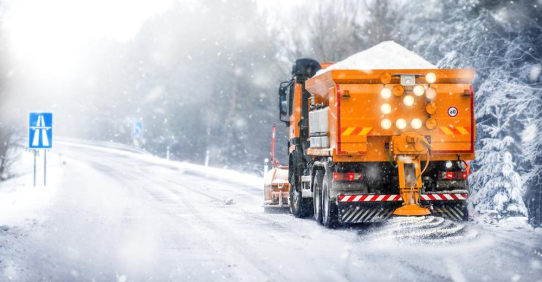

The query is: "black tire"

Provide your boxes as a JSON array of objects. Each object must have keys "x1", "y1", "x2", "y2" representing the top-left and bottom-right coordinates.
[
  {"x1": 304, "y1": 193, "x2": 314, "y2": 218},
  {"x1": 461, "y1": 203, "x2": 469, "y2": 222},
  {"x1": 322, "y1": 169, "x2": 339, "y2": 228},
  {"x1": 288, "y1": 150, "x2": 314, "y2": 218},
  {"x1": 289, "y1": 183, "x2": 314, "y2": 218},
  {"x1": 290, "y1": 173, "x2": 306, "y2": 217},
  {"x1": 313, "y1": 170, "x2": 324, "y2": 224}
]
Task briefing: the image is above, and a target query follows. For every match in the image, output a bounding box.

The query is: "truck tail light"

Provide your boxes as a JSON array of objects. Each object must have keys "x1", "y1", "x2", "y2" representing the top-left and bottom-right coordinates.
[
  {"x1": 439, "y1": 171, "x2": 467, "y2": 180},
  {"x1": 333, "y1": 172, "x2": 363, "y2": 181}
]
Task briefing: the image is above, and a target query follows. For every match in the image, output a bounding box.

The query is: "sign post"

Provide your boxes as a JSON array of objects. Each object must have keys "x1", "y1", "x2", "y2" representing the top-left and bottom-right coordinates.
[
  {"x1": 132, "y1": 121, "x2": 143, "y2": 138},
  {"x1": 44, "y1": 150, "x2": 47, "y2": 186},
  {"x1": 33, "y1": 150, "x2": 37, "y2": 187},
  {"x1": 29, "y1": 113, "x2": 53, "y2": 187}
]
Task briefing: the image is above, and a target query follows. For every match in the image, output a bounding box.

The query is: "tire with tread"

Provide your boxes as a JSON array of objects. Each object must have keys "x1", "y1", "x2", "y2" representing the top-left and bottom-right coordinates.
[
  {"x1": 461, "y1": 202, "x2": 469, "y2": 222},
  {"x1": 290, "y1": 173, "x2": 313, "y2": 218},
  {"x1": 322, "y1": 169, "x2": 339, "y2": 228},
  {"x1": 313, "y1": 170, "x2": 324, "y2": 224}
]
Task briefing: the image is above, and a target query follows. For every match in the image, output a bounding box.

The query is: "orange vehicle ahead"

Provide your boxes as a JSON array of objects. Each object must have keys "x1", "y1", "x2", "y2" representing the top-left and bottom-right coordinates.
[
  {"x1": 278, "y1": 59, "x2": 475, "y2": 227},
  {"x1": 263, "y1": 126, "x2": 290, "y2": 211}
]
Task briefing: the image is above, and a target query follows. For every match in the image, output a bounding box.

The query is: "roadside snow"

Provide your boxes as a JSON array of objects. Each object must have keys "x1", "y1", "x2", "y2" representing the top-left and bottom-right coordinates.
[
  {"x1": 494, "y1": 216, "x2": 532, "y2": 229},
  {"x1": 0, "y1": 150, "x2": 63, "y2": 227},
  {"x1": 56, "y1": 140, "x2": 263, "y2": 189},
  {"x1": 316, "y1": 41, "x2": 437, "y2": 76}
]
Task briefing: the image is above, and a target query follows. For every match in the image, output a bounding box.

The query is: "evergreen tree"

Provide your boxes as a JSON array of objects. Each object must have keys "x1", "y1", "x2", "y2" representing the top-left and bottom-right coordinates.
[
  {"x1": 470, "y1": 106, "x2": 527, "y2": 216},
  {"x1": 399, "y1": 0, "x2": 541, "y2": 220}
]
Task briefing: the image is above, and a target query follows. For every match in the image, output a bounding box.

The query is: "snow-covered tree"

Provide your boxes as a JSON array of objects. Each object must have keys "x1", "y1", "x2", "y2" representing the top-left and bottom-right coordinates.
[
  {"x1": 396, "y1": 0, "x2": 542, "y2": 221},
  {"x1": 469, "y1": 106, "x2": 527, "y2": 215}
]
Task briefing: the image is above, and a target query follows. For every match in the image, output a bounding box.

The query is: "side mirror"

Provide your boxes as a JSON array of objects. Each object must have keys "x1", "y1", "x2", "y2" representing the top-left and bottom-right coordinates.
[{"x1": 278, "y1": 80, "x2": 292, "y2": 124}]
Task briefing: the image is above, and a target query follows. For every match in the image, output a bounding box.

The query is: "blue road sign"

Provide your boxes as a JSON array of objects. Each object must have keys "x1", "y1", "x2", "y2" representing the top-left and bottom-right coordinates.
[
  {"x1": 132, "y1": 121, "x2": 143, "y2": 138},
  {"x1": 29, "y1": 113, "x2": 53, "y2": 149}
]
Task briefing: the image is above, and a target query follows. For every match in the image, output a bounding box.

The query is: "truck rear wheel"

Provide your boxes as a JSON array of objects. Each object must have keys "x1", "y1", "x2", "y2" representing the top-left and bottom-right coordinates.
[
  {"x1": 461, "y1": 202, "x2": 469, "y2": 222},
  {"x1": 313, "y1": 170, "x2": 323, "y2": 224},
  {"x1": 322, "y1": 170, "x2": 339, "y2": 228},
  {"x1": 290, "y1": 174, "x2": 313, "y2": 218}
]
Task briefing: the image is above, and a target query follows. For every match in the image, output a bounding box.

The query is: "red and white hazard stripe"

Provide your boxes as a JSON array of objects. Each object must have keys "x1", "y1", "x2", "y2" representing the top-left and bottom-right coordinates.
[
  {"x1": 420, "y1": 193, "x2": 468, "y2": 201},
  {"x1": 338, "y1": 194, "x2": 403, "y2": 202}
]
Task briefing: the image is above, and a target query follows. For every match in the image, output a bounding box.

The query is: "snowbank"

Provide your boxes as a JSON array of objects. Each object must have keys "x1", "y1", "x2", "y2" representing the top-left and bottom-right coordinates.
[
  {"x1": 316, "y1": 41, "x2": 437, "y2": 76},
  {"x1": 0, "y1": 149, "x2": 63, "y2": 226},
  {"x1": 56, "y1": 140, "x2": 263, "y2": 188}
]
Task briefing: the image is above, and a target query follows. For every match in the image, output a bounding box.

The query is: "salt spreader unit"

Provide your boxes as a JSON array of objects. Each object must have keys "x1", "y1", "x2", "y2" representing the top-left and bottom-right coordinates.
[{"x1": 275, "y1": 56, "x2": 475, "y2": 227}]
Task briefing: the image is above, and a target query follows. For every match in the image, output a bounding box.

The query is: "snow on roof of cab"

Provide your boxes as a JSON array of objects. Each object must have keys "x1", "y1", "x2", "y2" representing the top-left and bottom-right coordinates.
[{"x1": 315, "y1": 41, "x2": 437, "y2": 76}]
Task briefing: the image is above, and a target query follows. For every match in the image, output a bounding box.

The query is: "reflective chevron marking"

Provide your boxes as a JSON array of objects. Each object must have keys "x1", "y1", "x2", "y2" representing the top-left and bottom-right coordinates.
[
  {"x1": 439, "y1": 125, "x2": 471, "y2": 135},
  {"x1": 338, "y1": 194, "x2": 403, "y2": 202},
  {"x1": 341, "y1": 127, "x2": 356, "y2": 136},
  {"x1": 420, "y1": 193, "x2": 468, "y2": 201},
  {"x1": 340, "y1": 127, "x2": 373, "y2": 136},
  {"x1": 432, "y1": 206, "x2": 466, "y2": 221},
  {"x1": 358, "y1": 127, "x2": 373, "y2": 136},
  {"x1": 340, "y1": 206, "x2": 396, "y2": 223}
]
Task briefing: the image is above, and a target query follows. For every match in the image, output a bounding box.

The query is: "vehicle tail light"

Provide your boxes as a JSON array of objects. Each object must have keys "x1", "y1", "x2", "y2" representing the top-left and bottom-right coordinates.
[
  {"x1": 439, "y1": 171, "x2": 467, "y2": 180},
  {"x1": 333, "y1": 172, "x2": 363, "y2": 181}
]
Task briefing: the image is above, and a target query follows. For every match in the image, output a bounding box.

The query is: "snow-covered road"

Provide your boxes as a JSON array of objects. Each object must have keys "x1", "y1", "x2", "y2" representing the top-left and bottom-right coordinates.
[{"x1": 1, "y1": 141, "x2": 541, "y2": 281}]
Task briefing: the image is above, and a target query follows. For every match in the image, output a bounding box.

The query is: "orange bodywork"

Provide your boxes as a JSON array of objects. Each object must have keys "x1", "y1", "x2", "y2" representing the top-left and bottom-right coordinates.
[
  {"x1": 300, "y1": 68, "x2": 476, "y2": 216},
  {"x1": 289, "y1": 83, "x2": 304, "y2": 142},
  {"x1": 304, "y1": 69, "x2": 476, "y2": 163}
]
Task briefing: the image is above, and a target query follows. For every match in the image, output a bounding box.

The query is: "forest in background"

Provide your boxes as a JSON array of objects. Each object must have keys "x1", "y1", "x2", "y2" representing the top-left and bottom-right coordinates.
[{"x1": 0, "y1": 0, "x2": 540, "y2": 225}]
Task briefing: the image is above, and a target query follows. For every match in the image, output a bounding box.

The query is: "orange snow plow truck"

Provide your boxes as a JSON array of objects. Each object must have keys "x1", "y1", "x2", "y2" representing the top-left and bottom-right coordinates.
[{"x1": 277, "y1": 58, "x2": 475, "y2": 227}]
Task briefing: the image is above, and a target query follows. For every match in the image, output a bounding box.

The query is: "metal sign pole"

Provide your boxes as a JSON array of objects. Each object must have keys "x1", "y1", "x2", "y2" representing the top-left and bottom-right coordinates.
[
  {"x1": 29, "y1": 112, "x2": 53, "y2": 187},
  {"x1": 44, "y1": 150, "x2": 47, "y2": 186},
  {"x1": 33, "y1": 150, "x2": 37, "y2": 187}
]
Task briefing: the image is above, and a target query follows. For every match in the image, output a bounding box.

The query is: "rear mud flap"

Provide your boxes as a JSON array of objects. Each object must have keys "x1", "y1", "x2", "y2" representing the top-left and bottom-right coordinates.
[
  {"x1": 338, "y1": 202, "x2": 403, "y2": 224},
  {"x1": 424, "y1": 201, "x2": 467, "y2": 221}
]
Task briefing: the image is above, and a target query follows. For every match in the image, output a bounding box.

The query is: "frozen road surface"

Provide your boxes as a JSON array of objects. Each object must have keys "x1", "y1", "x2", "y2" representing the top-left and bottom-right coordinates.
[{"x1": 0, "y1": 140, "x2": 541, "y2": 281}]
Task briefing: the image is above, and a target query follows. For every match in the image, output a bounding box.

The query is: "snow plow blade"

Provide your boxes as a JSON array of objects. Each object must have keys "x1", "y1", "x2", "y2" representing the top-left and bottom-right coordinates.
[{"x1": 263, "y1": 166, "x2": 290, "y2": 210}]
